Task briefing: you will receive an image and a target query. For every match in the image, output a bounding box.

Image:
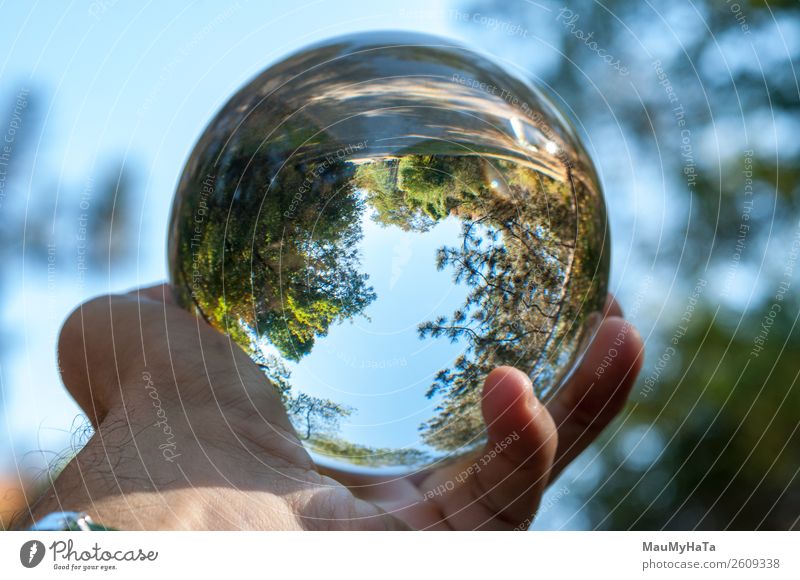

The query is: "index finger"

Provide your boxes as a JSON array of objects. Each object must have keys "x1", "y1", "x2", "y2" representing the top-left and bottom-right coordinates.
[{"x1": 127, "y1": 283, "x2": 177, "y2": 305}]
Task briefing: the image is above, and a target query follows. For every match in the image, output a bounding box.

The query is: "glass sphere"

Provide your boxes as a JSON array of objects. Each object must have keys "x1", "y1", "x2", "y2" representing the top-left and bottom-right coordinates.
[{"x1": 167, "y1": 31, "x2": 609, "y2": 475}]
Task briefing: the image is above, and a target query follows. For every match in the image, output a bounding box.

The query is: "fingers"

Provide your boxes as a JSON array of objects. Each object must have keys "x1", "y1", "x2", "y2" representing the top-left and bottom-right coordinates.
[
  {"x1": 59, "y1": 283, "x2": 199, "y2": 421},
  {"x1": 394, "y1": 294, "x2": 639, "y2": 530},
  {"x1": 58, "y1": 293, "x2": 128, "y2": 426},
  {"x1": 57, "y1": 283, "x2": 294, "y2": 434},
  {"x1": 546, "y1": 314, "x2": 644, "y2": 480},
  {"x1": 127, "y1": 283, "x2": 176, "y2": 305},
  {"x1": 475, "y1": 367, "x2": 558, "y2": 521},
  {"x1": 416, "y1": 366, "x2": 557, "y2": 530},
  {"x1": 59, "y1": 290, "x2": 203, "y2": 425}
]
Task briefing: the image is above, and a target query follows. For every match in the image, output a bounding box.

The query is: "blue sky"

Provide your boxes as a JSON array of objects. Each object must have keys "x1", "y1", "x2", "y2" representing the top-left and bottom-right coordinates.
[
  {"x1": 285, "y1": 212, "x2": 471, "y2": 457},
  {"x1": 0, "y1": 0, "x2": 469, "y2": 462}
]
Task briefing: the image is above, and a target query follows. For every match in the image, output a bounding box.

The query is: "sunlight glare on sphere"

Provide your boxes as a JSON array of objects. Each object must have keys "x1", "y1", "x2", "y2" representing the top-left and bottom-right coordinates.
[{"x1": 167, "y1": 31, "x2": 609, "y2": 475}]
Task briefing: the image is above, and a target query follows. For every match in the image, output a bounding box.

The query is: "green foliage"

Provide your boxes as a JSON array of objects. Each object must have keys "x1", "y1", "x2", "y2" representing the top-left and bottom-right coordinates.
[
  {"x1": 465, "y1": 0, "x2": 800, "y2": 529},
  {"x1": 169, "y1": 122, "x2": 378, "y2": 441},
  {"x1": 417, "y1": 164, "x2": 606, "y2": 451},
  {"x1": 307, "y1": 434, "x2": 432, "y2": 468},
  {"x1": 172, "y1": 145, "x2": 376, "y2": 363},
  {"x1": 398, "y1": 155, "x2": 483, "y2": 220},
  {"x1": 287, "y1": 392, "x2": 354, "y2": 441}
]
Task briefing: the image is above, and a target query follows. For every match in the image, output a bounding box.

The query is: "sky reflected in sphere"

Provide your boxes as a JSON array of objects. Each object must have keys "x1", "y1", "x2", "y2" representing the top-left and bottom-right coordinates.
[{"x1": 168, "y1": 31, "x2": 609, "y2": 475}]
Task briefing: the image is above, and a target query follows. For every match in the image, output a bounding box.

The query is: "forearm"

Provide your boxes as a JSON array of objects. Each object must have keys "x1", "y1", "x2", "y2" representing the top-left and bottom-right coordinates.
[
  {"x1": 15, "y1": 408, "x2": 305, "y2": 530},
  {"x1": 15, "y1": 412, "x2": 187, "y2": 529}
]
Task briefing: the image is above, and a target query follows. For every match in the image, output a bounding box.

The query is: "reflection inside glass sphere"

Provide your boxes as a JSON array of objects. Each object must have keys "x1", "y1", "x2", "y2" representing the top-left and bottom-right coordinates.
[{"x1": 167, "y1": 31, "x2": 609, "y2": 474}]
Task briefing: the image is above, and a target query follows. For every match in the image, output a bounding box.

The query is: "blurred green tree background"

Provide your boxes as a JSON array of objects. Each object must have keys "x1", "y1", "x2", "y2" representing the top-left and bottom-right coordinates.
[{"x1": 457, "y1": 0, "x2": 799, "y2": 529}]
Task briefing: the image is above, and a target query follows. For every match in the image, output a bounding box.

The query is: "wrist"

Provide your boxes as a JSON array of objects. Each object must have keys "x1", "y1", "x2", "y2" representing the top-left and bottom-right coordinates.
[
  {"x1": 21, "y1": 408, "x2": 186, "y2": 529},
  {"x1": 21, "y1": 398, "x2": 314, "y2": 530}
]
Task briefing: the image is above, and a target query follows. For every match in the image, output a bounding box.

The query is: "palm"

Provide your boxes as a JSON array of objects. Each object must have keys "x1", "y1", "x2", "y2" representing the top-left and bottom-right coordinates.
[
  {"x1": 319, "y1": 297, "x2": 643, "y2": 531},
  {"x1": 57, "y1": 285, "x2": 641, "y2": 530}
]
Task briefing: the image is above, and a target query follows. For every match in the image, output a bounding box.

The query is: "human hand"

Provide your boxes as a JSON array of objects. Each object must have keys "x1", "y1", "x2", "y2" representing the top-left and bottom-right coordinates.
[
  {"x1": 324, "y1": 294, "x2": 644, "y2": 529},
  {"x1": 20, "y1": 285, "x2": 641, "y2": 530}
]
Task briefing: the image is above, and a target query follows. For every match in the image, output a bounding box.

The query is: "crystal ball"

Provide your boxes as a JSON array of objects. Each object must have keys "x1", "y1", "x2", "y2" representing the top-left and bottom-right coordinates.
[{"x1": 167, "y1": 31, "x2": 609, "y2": 475}]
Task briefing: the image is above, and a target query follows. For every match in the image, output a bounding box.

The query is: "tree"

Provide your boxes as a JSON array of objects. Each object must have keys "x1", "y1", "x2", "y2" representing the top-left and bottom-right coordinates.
[
  {"x1": 354, "y1": 159, "x2": 435, "y2": 232},
  {"x1": 287, "y1": 392, "x2": 354, "y2": 441},
  {"x1": 307, "y1": 435, "x2": 432, "y2": 468},
  {"x1": 170, "y1": 132, "x2": 376, "y2": 363},
  {"x1": 416, "y1": 164, "x2": 607, "y2": 451},
  {"x1": 354, "y1": 153, "x2": 607, "y2": 452},
  {"x1": 462, "y1": 0, "x2": 800, "y2": 529}
]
